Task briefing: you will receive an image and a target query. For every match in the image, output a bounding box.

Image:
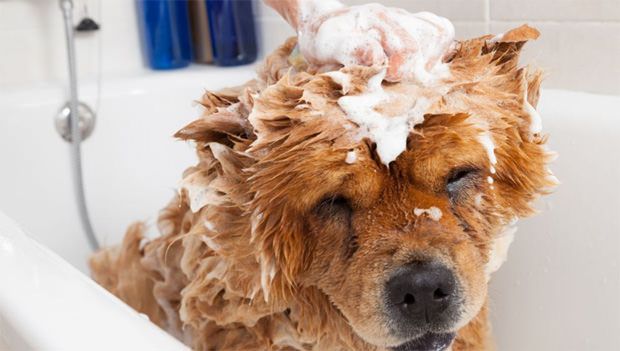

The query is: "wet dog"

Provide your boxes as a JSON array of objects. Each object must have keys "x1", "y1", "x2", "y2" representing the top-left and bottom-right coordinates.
[{"x1": 91, "y1": 25, "x2": 556, "y2": 351}]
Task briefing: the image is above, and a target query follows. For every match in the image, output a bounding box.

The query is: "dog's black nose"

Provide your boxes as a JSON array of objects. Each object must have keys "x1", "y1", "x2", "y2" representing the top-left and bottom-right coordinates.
[{"x1": 386, "y1": 261, "x2": 458, "y2": 327}]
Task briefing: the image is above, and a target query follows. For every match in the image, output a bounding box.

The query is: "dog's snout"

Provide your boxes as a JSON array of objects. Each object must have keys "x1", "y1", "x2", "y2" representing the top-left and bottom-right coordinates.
[{"x1": 386, "y1": 261, "x2": 458, "y2": 327}]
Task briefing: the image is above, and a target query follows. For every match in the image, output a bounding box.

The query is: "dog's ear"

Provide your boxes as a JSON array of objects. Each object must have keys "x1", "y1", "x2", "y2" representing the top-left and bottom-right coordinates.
[
  {"x1": 449, "y1": 25, "x2": 544, "y2": 139},
  {"x1": 483, "y1": 25, "x2": 544, "y2": 140},
  {"x1": 175, "y1": 108, "x2": 250, "y2": 145},
  {"x1": 482, "y1": 24, "x2": 540, "y2": 70},
  {"x1": 491, "y1": 24, "x2": 540, "y2": 42},
  {"x1": 174, "y1": 85, "x2": 258, "y2": 150},
  {"x1": 449, "y1": 24, "x2": 540, "y2": 82}
]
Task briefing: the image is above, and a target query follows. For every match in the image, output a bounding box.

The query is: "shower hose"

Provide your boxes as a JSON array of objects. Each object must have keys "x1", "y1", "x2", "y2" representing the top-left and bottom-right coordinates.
[{"x1": 60, "y1": 0, "x2": 100, "y2": 251}]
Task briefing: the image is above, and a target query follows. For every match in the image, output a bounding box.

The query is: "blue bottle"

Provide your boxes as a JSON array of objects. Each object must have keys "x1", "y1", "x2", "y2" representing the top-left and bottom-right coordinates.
[
  {"x1": 136, "y1": 0, "x2": 193, "y2": 70},
  {"x1": 206, "y1": 0, "x2": 258, "y2": 66}
]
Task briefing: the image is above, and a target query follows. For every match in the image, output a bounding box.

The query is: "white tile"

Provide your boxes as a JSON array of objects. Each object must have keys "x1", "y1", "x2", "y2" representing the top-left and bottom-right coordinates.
[
  {"x1": 491, "y1": 21, "x2": 620, "y2": 95},
  {"x1": 256, "y1": 17, "x2": 296, "y2": 58},
  {"x1": 0, "y1": 0, "x2": 103, "y2": 87},
  {"x1": 454, "y1": 22, "x2": 488, "y2": 40},
  {"x1": 0, "y1": 26, "x2": 66, "y2": 88},
  {"x1": 0, "y1": 0, "x2": 146, "y2": 88},
  {"x1": 99, "y1": 0, "x2": 145, "y2": 76},
  {"x1": 100, "y1": 0, "x2": 137, "y2": 26},
  {"x1": 491, "y1": 0, "x2": 620, "y2": 21},
  {"x1": 0, "y1": 0, "x2": 62, "y2": 31}
]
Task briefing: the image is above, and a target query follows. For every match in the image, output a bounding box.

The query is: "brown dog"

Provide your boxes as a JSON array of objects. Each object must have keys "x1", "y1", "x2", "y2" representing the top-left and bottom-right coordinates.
[{"x1": 90, "y1": 25, "x2": 556, "y2": 351}]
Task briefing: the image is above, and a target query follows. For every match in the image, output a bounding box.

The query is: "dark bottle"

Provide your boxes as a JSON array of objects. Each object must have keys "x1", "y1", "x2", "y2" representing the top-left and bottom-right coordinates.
[
  {"x1": 136, "y1": 0, "x2": 193, "y2": 70},
  {"x1": 206, "y1": 0, "x2": 258, "y2": 66},
  {"x1": 188, "y1": 0, "x2": 214, "y2": 64}
]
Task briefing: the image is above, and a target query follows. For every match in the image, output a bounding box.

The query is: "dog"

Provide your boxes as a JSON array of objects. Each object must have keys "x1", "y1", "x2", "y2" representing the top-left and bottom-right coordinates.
[{"x1": 90, "y1": 24, "x2": 556, "y2": 351}]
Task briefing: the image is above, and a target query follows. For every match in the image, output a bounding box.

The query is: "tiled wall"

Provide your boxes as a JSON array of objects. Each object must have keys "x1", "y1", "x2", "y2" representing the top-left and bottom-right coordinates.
[
  {"x1": 0, "y1": 0, "x2": 144, "y2": 89},
  {"x1": 1, "y1": 0, "x2": 619, "y2": 94},
  {"x1": 258, "y1": 0, "x2": 620, "y2": 95}
]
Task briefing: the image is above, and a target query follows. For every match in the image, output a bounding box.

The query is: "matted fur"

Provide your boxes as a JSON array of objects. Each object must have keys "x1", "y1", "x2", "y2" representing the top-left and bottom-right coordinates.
[{"x1": 91, "y1": 25, "x2": 555, "y2": 351}]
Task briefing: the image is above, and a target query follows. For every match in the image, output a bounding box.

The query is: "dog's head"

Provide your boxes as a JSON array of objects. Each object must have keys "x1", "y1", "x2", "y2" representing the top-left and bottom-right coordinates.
[{"x1": 177, "y1": 26, "x2": 555, "y2": 351}]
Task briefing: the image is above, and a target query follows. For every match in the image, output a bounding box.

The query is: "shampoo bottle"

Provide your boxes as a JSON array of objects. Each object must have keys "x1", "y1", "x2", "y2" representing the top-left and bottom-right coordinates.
[
  {"x1": 205, "y1": 0, "x2": 258, "y2": 66},
  {"x1": 136, "y1": 0, "x2": 193, "y2": 69}
]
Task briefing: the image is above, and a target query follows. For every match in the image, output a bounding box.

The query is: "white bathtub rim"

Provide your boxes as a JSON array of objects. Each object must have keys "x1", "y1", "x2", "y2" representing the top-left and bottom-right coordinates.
[{"x1": 0, "y1": 210, "x2": 189, "y2": 351}]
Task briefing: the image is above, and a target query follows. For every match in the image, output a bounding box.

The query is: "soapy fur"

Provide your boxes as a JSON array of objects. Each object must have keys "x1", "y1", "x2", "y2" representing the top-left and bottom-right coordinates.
[{"x1": 90, "y1": 25, "x2": 555, "y2": 351}]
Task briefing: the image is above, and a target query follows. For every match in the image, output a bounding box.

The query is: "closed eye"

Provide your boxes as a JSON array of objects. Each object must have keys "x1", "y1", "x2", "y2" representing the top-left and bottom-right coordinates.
[
  {"x1": 313, "y1": 195, "x2": 357, "y2": 258},
  {"x1": 314, "y1": 196, "x2": 352, "y2": 219},
  {"x1": 446, "y1": 167, "x2": 479, "y2": 200}
]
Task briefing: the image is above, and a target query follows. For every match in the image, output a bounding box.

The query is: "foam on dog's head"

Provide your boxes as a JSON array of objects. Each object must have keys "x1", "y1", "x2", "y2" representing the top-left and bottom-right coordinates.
[{"x1": 325, "y1": 67, "x2": 441, "y2": 165}]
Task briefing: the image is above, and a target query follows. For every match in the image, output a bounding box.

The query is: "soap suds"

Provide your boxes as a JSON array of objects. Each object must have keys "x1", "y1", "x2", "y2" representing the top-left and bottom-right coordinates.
[
  {"x1": 477, "y1": 131, "x2": 497, "y2": 174},
  {"x1": 298, "y1": 0, "x2": 344, "y2": 25},
  {"x1": 180, "y1": 177, "x2": 216, "y2": 213},
  {"x1": 201, "y1": 235, "x2": 221, "y2": 251},
  {"x1": 204, "y1": 221, "x2": 217, "y2": 232},
  {"x1": 202, "y1": 220, "x2": 221, "y2": 251},
  {"x1": 487, "y1": 32, "x2": 505, "y2": 44},
  {"x1": 414, "y1": 206, "x2": 443, "y2": 221},
  {"x1": 259, "y1": 253, "x2": 277, "y2": 300},
  {"x1": 183, "y1": 184, "x2": 207, "y2": 213},
  {"x1": 474, "y1": 193, "x2": 484, "y2": 207},
  {"x1": 487, "y1": 176, "x2": 494, "y2": 184},
  {"x1": 324, "y1": 71, "x2": 352, "y2": 94},
  {"x1": 345, "y1": 150, "x2": 357, "y2": 164},
  {"x1": 524, "y1": 84, "x2": 542, "y2": 135},
  {"x1": 335, "y1": 69, "x2": 433, "y2": 165}
]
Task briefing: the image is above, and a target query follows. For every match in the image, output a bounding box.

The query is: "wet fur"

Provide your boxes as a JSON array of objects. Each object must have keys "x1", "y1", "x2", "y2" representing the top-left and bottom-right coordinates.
[{"x1": 90, "y1": 26, "x2": 555, "y2": 351}]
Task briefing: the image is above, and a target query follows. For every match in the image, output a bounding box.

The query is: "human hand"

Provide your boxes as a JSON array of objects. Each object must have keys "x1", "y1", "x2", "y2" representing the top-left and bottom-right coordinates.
[{"x1": 264, "y1": 0, "x2": 455, "y2": 83}]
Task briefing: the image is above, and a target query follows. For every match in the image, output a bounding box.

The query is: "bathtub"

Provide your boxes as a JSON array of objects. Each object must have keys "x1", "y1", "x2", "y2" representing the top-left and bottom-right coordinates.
[
  {"x1": 0, "y1": 66, "x2": 619, "y2": 350},
  {"x1": 0, "y1": 211, "x2": 189, "y2": 351}
]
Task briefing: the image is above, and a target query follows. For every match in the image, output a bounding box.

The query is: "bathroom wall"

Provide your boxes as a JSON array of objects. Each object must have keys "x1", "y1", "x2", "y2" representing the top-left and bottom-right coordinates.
[
  {"x1": 0, "y1": 0, "x2": 618, "y2": 94},
  {"x1": 0, "y1": 0, "x2": 144, "y2": 89}
]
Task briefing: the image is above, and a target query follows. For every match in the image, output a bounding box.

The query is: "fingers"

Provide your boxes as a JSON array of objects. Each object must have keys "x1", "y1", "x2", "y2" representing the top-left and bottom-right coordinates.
[
  {"x1": 386, "y1": 53, "x2": 406, "y2": 82},
  {"x1": 350, "y1": 40, "x2": 386, "y2": 67}
]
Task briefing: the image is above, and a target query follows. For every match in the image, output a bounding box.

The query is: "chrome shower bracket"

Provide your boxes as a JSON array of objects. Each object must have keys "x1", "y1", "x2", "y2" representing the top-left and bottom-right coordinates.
[{"x1": 55, "y1": 101, "x2": 96, "y2": 142}]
